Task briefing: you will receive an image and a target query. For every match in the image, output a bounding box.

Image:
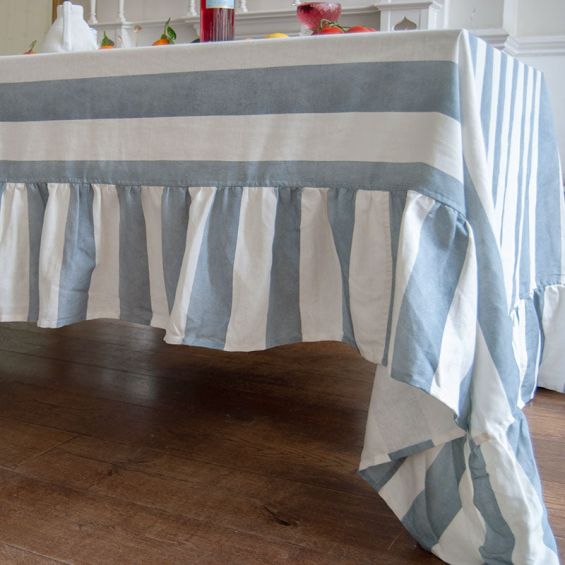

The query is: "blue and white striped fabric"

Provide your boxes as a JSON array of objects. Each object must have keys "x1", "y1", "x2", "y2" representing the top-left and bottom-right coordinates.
[{"x1": 0, "y1": 30, "x2": 563, "y2": 564}]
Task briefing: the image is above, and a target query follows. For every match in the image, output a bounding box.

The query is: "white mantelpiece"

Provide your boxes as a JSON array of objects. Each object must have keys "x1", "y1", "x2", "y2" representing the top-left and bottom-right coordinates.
[{"x1": 375, "y1": 1, "x2": 447, "y2": 32}]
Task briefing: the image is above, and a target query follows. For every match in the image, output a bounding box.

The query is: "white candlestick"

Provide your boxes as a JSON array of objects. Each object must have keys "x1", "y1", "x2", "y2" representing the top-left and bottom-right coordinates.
[
  {"x1": 239, "y1": 0, "x2": 248, "y2": 12},
  {"x1": 117, "y1": 0, "x2": 126, "y2": 23},
  {"x1": 188, "y1": 0, "x2": 198, "y2": 17},
  {"x1": 88, "y1": 0, "x2": 97, "y2": 24}
]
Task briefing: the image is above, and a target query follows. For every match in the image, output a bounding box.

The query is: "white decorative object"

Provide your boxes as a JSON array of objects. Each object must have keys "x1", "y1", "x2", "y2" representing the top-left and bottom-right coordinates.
[
  {"x1": 37, "y1": 1, "x2": 98, "y2": 53},
  {"x1": 88, "y1": 0, "x2": 98, "y2": 24},
  {"x1": 238, "y1": 0, "x2": 248, "y2": 13},
  {"x1": 188, "y1": 0, "x2": 198, "y2": 17},
  {"x1": 117, "y1": 0, "x2": 126, "y2": 23},
  {"x1": 376, "y1": 0, "x2": 447, "y2": 32}
]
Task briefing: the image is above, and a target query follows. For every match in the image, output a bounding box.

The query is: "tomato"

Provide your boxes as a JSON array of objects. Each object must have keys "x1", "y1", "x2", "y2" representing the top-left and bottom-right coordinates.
[
  {"x1": 346, "y1": 25, "x2": 376, "y2": 33},
  {"x1": 317, "y1": 26, "x2": 345, "y2": 34}
]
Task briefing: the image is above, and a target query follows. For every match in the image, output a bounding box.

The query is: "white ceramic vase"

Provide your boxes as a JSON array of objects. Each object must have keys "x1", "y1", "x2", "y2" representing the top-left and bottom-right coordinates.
[{"x1": 37, "y1": 2, "x2": 98, "y2": 53}]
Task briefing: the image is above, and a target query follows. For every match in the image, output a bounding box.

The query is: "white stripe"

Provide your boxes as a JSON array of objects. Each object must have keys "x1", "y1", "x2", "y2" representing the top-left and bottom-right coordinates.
[
  {"x1": 538, "y1": 285, "x2": 565, "y2": 392},
  {"x1": 430, "y1": 226, "x2": 477, "y2": 413},
  {"x1": 165, "y1": 187, "x2": 216, "y2": 344},
  {"x1": 387, "y1": 191, "x2": 436, "y2": 364},
  {"x1": 486, "y1": 47, "x2": 501, "y2": 194},
  {"x1": 494, "y1": 57, "x2": 514, "y2": 221},
  {"x1": 473, "y1": 37, "x2": 487, "y2": 109},
  {"x1": 0, "y1": 30, "x2": 465, "y2": 84},
  {"x1": 360, "y1": 365, "x2": 465, "y2": 470},
  {"x1": 224, "y1": 187, "x2": 277, "y2": 351},
  {"x1": 560, "y1": 159, "x2": 565, "y2": 278},
  {"x1": 299, "y1": 188, "x2": 342, "y2": 342},
  {"x1": 481, "y1": 436, "x2": 559, "y2": 565},
  {"x1": 514, "y1": 66, "x2": 534, "y2": 300},
  {"x1": 349, "y1": 190, "x2": 391, "y2": 364},
  {"x1": 0, "y1": 113, "x2": 464, "y2": 183},
  {"x1": 510, "y1": 302, "x2": 528, "y2": 408},
  {"x1": 470, "y1": 327, "x2": 515, "y2": 436},
  {"x1": 38, "y1": 183, "x2": 71, "y2": 327},
  {"x1": 140, "y1": 186, "x2": 169, "y2": 328},
  {"x1": 0, "y1": 184, "x2": 30, "y2": 321},
  {"x1": 528, "y1": 75, "x2": 541, "y2": 290},
  {"x1": 458, "y1": 33, "x2": 496, "y2": 233},
  {"x1": 500, "y1": 62, "x2": 524, "y2": 307},
  {"x1": 87, "y1": 184, "x2": 120, "y2": 320}
]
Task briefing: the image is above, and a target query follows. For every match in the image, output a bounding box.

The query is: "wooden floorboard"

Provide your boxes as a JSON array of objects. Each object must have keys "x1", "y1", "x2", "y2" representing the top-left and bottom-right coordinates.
[{"x1": 0, "y1": 320, "x2": 562, "y2": 564}]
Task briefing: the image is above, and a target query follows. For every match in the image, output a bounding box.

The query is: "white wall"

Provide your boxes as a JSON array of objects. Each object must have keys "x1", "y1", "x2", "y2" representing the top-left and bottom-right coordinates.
[
  {"x1": 0, "y1": 0, "x2": 51, "y2": 55},
  {"x1": 517, "y1": 0, "x2": 565, "y2": 36},
  {"x1": 447, "y1": 0, "x2": 505, "y2": 30}
]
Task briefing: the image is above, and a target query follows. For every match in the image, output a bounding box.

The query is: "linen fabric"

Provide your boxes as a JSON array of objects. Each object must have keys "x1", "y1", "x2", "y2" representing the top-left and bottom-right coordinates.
[{"x1": 0, "y1": 30, "x2": 563, "y2": 564}]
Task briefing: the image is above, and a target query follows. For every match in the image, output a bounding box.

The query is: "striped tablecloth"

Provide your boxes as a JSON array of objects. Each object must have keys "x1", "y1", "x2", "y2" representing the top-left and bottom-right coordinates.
[{"x1": 0, "y1": 30, "x2": 563, "y2": 564}]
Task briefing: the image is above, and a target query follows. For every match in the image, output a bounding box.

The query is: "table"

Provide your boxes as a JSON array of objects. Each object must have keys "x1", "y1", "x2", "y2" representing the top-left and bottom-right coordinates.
[{"x1": 0, "y1": 30, "x2": 563, "y2": 564}]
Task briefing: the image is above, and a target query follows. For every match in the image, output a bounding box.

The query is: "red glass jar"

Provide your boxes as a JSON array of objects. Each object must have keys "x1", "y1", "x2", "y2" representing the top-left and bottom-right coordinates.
[{"x1": 200, "y1": 0, "x2": 235, "y2": 42}]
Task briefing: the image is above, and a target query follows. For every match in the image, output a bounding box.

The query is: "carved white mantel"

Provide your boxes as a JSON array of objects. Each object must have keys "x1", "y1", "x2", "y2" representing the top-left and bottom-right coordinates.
[{"x1": 374, "y1": 0, "x2": 447, "y2": 32}]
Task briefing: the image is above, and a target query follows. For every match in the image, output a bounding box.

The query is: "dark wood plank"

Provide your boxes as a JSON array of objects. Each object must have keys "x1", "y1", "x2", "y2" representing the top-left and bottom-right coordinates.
[
  {"x1": 0, "y1": 324, "x2": 373, "y2": 408},
  {"x1": 0, "y1": 543, "x2": 68, "y2": 564},
  {"x1": 0, "y1": 468, "x2": 363, "y2": 565},
  {"x1": 0, "y1": 418, "x2": 76, "y2": 469},
  {"x1": 0, "y1": 343, "x2": 373, "y2": 498},
  {"x1": 14, "y1": 435, "x2": 400, "y2": 563}
]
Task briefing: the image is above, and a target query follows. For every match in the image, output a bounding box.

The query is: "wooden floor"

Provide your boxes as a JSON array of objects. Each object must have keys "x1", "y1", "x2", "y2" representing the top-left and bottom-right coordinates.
[{"x1": 0, "y1": 321, "x2": 562, "y2": 565}]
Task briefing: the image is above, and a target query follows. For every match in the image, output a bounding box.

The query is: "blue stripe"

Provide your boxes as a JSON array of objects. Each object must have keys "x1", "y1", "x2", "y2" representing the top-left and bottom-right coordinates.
[
  {"x1": 401, "y1": 437, "x2": 466, "y2": 551},
  {"x1": 57, "y1": 184, "x2": 96, "y2": 324},
  {"x1": 464, "y1": 165, "x2": 520, "y2": 410},
  {"x1": 480, "y1": 44, "x2": 494, "y2": 150},
  {"x1": 266, "y1": 187, "x2": 302, "y2": 348},
  {"x1": 161, "y1": 187, "x2": 191, "y2": 312},
  {"x1": 506, "y1": 415, "x2": 558, "y2": 555},
  {"x1": 510, "y1": 63, "x2": 528, "y2": 308},
  {"x1": 500, "y1": 59, "x2": 520, "y2": 231},
  {"x1": 327, "y1": 188, "x2": 356, "y2": 346},
  {"x1": 534, "y1": 287, "x2": 546, "y2": 375},
  {"x1": 117, "y1": 186, "x2": 152, "y2": 325},
  {"x1": 359, "y1": 459, "x2": 404, "y2": 492},
  {"x1": 26, "y1": 183, "x2": 49, "y2": 321},
  {"x1": 0, "y1": 161, "x2": 466, "y2": 212},
  {"x1": 520, "y1": 300, "x2": 541, "y2": 404},
  {"x1": 456, "y1": 365, "x2": 474, "y2": 428},
  {"x1": 0, "y1": 61, "x2": 460, "y2": 122},
  {"x1": 382, "y1": 191, "x2": 407, "y2": 366},
  {"x1": 535, "y1": 81, "x2": 563, "y2": 283},
  {"x1": 388, "y1": 439, "x2": 434, "y2": 460},
  {"x1": 492, "y1": 53, "x2": 508, "y2": 205},
  {"x1": 391, "y1": 202, "x2": 470, "y2": 390},
  {"x1": 184, "y1": 187, "x2": 242, "y2": 348},
  {"x1": 469, "y1": 440, "x2": 515, "y2": 564},
  {"x1": 519, "y1": 71, "x2": 537, "y2": 299}
]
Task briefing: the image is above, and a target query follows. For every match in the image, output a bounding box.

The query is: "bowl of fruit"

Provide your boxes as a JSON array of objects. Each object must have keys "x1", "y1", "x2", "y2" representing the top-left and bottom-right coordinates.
[
  {"x1": 294, "y1": 2, "x2": 376, "y2": 35},
  {"x1": 295, "y1": 2, "x2": 342, "y2": 32}
]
